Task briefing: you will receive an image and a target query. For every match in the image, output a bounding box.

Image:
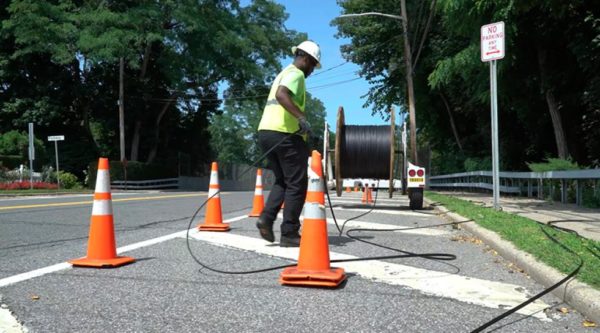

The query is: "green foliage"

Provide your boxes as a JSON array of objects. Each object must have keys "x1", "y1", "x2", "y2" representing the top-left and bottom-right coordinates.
[
  {"x1": 463, "y1": 157, "x2": 491, "y2": 172},
  {"x1": 426, "y1": 191, "x2": 600, "y2": 289},
  {"x1": 0, "y1": 130, "x2": 28, "y2": 156},
  {"x1": 527, "y1": 158, "x2": 581, "y2": 172},
  {"x1": 335, "y1": 0, "x2": 600, "y2": 172},
  {"x1": 209, "y1": 91, "x2": 327, "y2": 166},
  {"x1": 0, "y1": 130, "x2": 47, "y2": 166},
  {"x1": 87, "y1": 160, "x2": 177, "y2": 188},
  {"x1": 58, "y1": 171, "x2": 80, "y2": 189},
  {"x1": 0, "y1": 155, "x2": 22, "y2": 169},
  {"x1": 1, "y1": 0, "x2": 304, "y2": 177}
]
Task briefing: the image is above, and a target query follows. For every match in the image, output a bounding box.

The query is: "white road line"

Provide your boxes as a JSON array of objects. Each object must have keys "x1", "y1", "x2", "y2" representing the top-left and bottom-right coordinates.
[
  {"x1": 185, "y1": 231, "x2": 549, "y2": 320},
  {"x1": 335, "y1": 206, "x2": 432, "y2": 217},
  {"x1": 0, "y1": 211, "x2": 549, "y2": 321},
  {"x1": 0, "y1": 214, "x2": 248, "y2": 288},
  {"x1": 0, "y1": 262, "x2": 72, "y2": 288},
  {"x1": 330, "y1": 198, "x2": 403, "y2": 204},
  {"x1": 325, "y1": 218, "x2": 449, "y2": 236},
  {"x1": 0, "y1": 306, "x2": 25, "y2": 333}
]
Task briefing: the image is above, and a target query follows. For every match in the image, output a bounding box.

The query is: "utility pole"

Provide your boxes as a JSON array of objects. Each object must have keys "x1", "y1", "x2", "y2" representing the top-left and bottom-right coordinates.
[
  {"x1": 338, "y1": 6, "x2": 419, "y2": 164},
  {"x1": 119, "y1": 57, "x2": 126, "y2": 163},
  {"x1": 400, "y1": 0, "x2": 418, "y2": 164}
]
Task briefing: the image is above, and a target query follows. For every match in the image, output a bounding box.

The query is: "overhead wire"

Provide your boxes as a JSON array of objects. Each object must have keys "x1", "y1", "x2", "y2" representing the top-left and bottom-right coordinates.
[{"x1": 125, "y1": 34, "x2": 403, "y2": 105}]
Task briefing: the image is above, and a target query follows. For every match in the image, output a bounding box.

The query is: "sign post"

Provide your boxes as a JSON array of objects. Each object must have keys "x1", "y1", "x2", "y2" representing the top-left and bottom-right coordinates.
[
  {"x1": 28, "y1": 123, "x2": 35, "y2": 189},
  {"x1": 402, "y1": 121, "x2": 407, "y2": 195},
  {"x1": 48, "y1": 135, "x2": 65, "y2": 190},
  {"x1": 481, "y1": 21, "x2": 505, "y2": 210}
]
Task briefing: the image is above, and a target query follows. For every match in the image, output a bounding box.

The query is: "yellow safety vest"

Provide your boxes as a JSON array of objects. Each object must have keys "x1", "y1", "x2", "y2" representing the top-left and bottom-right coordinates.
[{"x1": 258, "y1": 64, "x2": 306, "y2": 134}]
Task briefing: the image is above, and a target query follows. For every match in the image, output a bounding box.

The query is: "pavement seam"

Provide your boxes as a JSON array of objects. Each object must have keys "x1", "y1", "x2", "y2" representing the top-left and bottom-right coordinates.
[{"x1": 425, "y1": 198, "x2": 600, "y2": 324}]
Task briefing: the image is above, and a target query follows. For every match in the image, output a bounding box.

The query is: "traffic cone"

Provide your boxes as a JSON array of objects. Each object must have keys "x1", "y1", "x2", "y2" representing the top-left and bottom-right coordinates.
[
  {"x1": 248, "y1": 169, "x2": 264, "y2": 217},
  {"x1": 361, "y1": 186, "x2": 368, "y2": 203},
  {"x1": 345, "y1": 186, "x2": 351, "y2": 193},
  {"x1": 69, "y1": 158, "x2": 135, "y2": 268},
  {"x1": 198, "y1": 162, "x2": 230, "y2": 231},
  {"x1": 354, "y1": 186, "x2": 359, "y2": 192},
  {"x1": 367, "y1": 186, "x2": 374, "y2": 203},
  {"x1": 279, "y1": 150, "x2": 346, "y2": 288}
]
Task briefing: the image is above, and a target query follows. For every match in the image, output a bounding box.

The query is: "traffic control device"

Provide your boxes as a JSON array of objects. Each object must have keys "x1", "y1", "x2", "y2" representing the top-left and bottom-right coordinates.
[
  {"x1": 367, "y1": 186, "x2": 373, "y2": 203},
  {"x1": 69, "y1": 158, "x2": 135, "y2": 268},
  {"x1": 248, "y1": 169, "x2": 264, "y2": 217},
  {"x1": 361, "y1": 186, "x2": 373, "y2": 204},
  {"x1": 198, "y1": 162, "x2": 230, "y2": 231},
  {"x1": 279, "y1": 150, "x2": 346, "y2": 288}
]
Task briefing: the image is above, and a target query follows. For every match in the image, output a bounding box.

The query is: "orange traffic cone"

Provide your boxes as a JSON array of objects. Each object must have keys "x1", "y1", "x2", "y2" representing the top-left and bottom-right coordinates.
[
  {"x1": 248, "y1": 169, "x2": 264, "y2": 217},
  {"x1": 198, "y1": 162, "x2": 230, "y2": 231},
  {"x1": 367, "y1": 186, "x2": 374, "y2": 203},
  {"x1": 279, "y1": 150, "x2": 346, "y2": 288},
  {"x1": 345, "y1": 186, "x2": 351, "y2": 193},
  {"x1": 361, "y1": 186, "x2": 368, "y2": 203},
  {"x1": 69, "y1": 158, "x2": 135, "y2": 268}
]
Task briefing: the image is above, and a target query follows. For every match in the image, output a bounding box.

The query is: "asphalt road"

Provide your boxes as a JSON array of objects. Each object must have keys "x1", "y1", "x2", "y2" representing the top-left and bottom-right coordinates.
[{"x1": 0, "y1": 190, "x2": 596, "y2": 332}]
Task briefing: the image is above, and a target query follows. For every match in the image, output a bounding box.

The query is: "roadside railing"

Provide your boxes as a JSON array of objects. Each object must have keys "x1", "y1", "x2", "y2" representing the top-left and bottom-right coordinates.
[
  {"x1": 111, "y1": 178, "x2": 179, "y2": 190},
  {"x1": 428, "y1": 169, "x2": 600, "y2": 206}
]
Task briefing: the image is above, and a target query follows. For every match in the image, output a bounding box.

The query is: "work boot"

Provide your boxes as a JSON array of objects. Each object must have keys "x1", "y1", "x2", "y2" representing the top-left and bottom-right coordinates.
[
  {"x1": 256, "y1": 218, "x2": 274, "y2": 242},
  {"x1": 279, "y1": 233, "x2": 301, "y2": 247}
]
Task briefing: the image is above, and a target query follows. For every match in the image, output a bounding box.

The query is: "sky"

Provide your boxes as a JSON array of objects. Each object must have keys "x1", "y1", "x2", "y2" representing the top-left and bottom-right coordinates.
[{"x1": 274, "y1": 0, "x2": 395, "y2": 129}]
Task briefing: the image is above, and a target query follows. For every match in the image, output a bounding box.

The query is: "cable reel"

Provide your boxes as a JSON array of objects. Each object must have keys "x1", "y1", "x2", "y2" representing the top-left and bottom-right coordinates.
[{"x1": 323, "y1": 106, "x2": 400, "y2": 198}]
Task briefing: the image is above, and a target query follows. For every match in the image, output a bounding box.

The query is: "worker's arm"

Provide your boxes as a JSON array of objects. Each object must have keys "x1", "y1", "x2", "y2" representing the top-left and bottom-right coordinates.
[{"x1": 275, "y1": 86, "x2": 305, "y2": 120}]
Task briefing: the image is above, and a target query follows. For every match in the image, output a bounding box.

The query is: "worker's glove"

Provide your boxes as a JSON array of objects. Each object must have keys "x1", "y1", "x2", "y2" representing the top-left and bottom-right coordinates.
[{"x1": 298, "y1": 117, "x2": 312, "y2": 135}]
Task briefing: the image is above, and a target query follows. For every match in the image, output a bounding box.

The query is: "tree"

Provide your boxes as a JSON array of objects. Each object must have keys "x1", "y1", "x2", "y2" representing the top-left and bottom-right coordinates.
[
  {"x1": 334, "y1": 0, "x2": 436, "y2": 164},
  {"x1": 209, "y1": 92, "x2": 327, "y2": 166},
  {"x1": 1, "y1": 0, "x2": 304, "y2": 175},
  {"x1": 334, "y1": 0, "x2": 600, "y2": 172}
]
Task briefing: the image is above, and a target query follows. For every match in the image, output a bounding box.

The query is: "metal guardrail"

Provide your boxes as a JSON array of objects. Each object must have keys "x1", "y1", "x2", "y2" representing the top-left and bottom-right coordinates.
[
  {"x1": 429, "y1": 169, "x2": 600, "y2": 206},
  {"x1": 111, "y1": 178, "x2": 179, "y2": 190}
]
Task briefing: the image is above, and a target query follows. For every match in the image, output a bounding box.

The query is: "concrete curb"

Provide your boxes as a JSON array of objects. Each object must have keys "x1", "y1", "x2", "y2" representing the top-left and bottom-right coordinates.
[{"x1": 425, "y1": 198, "x2": 600, "y2": 323}]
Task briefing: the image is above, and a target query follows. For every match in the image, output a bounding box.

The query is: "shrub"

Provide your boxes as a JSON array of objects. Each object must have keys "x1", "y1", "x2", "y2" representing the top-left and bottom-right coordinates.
[
  {"x1": 527, "y1": 158, "x2": 581, "y2": 172},
  {"x1": 463, "y1": 157, "x2": 492, "y2": 172},
  {"x1": 58, "y1": 171, "x2": 81, "y2": 189}
]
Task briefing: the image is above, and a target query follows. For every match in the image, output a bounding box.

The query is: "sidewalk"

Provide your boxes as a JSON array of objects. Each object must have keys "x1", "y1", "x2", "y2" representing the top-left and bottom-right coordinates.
[
  {"x1": 434, "y1": 191, "x2": 600, "y2": 242},
  {"x1": 426, "y1": 191, "x2": 600, "y2": 324}
]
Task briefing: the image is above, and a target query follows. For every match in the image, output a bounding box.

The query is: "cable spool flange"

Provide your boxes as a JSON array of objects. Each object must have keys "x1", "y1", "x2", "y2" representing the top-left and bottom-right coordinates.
[{"x1": 334, "y1": 107, "x2": 396, "y2": 197}]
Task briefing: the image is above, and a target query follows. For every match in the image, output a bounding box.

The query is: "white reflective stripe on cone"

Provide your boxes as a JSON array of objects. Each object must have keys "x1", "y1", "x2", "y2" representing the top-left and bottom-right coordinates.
[
  {"x1": 209, "y1": 171, "x2": 219, "y2": 185},
  {"x1": 254, "y1": 186, "x2": 263, "y2": 195},
  {"x1": 208, "y1": 187, "x2": 220, "y2": 197},
  {"x1": 307, "y1": 177, "x2": 324, "y2": 192},
  {"x1": 255, "y1": 175, "x2": 262, "y2": 186},
  {"x1": 95, "y1": 170, "x2": 111, "y2": 193},
  {"x1": 91, "y1": 200, "x2": 113, "y2": 216},
  {"x1": 307, "y1": 157, "x2": 320, "y2": 180},
  {"x1": 303, "y1": 202, "x2": 325, "y2": 219}
]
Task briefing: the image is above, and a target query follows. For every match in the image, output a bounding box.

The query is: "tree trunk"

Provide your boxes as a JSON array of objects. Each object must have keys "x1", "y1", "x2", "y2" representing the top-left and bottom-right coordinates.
[
  {"x1": 439, "y1": 92, "x2": 463, "y2": 152},
  {"x1": 130, "y1": 120, "x2": 142, "y2": 162},
  {"x1": 146, "y1": 97, "x2": 174, "y2": 163},
  {"x1": 400, "y1": 0, "x2": 418, "y2": 164},
  {"x1": 72, "y1": 60, "x2": 100, "y2": 152},
  {"x1": 537, "y1": 45, "x2": 569, "y2": 159}
]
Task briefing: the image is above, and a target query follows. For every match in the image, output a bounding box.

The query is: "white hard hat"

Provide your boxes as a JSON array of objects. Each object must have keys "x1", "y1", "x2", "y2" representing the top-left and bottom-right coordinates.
[{"x1": 292, "y1": 41, "x2": 321, "y2": 69}]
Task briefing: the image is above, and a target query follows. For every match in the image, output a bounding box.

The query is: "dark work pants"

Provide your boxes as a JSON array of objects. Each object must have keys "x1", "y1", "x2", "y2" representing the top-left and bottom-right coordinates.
[{"x1": 258, "y1": 130, "x2": 309, "y2": 236}]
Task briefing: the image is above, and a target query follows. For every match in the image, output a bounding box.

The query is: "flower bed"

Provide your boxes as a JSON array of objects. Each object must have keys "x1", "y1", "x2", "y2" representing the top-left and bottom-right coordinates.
[{"x1": 0, "y1": 181, "x2": 58, "y2": 190}]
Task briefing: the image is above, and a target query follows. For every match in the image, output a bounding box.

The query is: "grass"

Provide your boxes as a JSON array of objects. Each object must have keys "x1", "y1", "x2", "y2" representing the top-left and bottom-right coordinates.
[
  {"x1": 426, "y1": 191, "x2": 600, "y2": 290},
  {"x1": 0, "y1": 188, "x2": 92, "y2": 196}
]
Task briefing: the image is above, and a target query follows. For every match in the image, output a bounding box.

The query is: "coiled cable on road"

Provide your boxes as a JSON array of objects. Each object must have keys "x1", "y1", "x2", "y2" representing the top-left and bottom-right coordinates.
[{"x1": 185, "y1": 130, "x2": 461, "y2": 275}]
